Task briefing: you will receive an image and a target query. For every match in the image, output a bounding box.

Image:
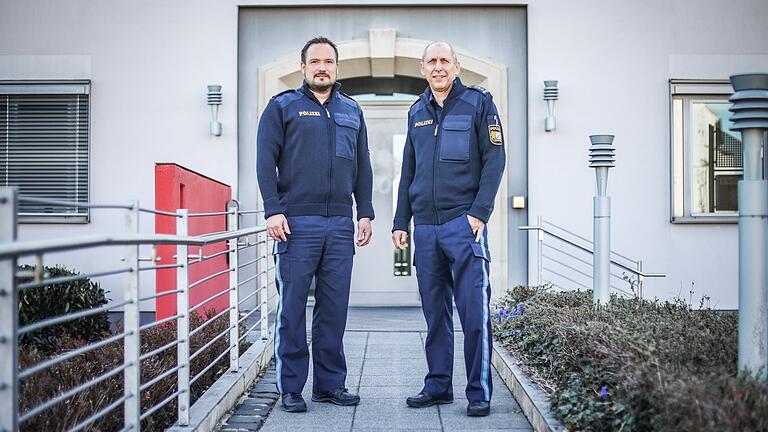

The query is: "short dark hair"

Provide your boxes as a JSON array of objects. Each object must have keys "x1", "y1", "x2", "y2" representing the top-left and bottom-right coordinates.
[{"x1": 301, "y1": 37, "x2": 339, "y2": 64}]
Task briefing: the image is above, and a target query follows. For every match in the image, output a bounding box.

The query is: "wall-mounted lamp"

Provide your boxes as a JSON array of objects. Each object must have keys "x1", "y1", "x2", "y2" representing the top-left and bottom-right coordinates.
[
  {"x1": 544, "y1": 80, "x2": 558, "y2": 132},
  {"x1": 207, "y1": 85, "x2": 222, "y2": 136}
]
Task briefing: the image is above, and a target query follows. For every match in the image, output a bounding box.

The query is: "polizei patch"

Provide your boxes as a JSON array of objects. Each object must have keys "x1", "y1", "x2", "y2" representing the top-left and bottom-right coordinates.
[{"x1": 488, "y1": 124, "x2": 503, "y2": 145}]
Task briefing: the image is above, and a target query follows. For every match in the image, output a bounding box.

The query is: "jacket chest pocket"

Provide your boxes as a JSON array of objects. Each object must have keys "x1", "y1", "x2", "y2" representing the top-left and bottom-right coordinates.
[
  {"x1": 334, "y1": 113, "x2": 359, "y2": 160},
  {"x1": 439, "y1": 115, "x2": 472, "y2": 162}
]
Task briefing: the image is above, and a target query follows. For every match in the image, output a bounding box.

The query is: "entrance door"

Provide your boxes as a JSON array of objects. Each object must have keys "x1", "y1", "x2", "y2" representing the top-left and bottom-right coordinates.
[{"x1": 349, "y1": 100, "x2": 420, "y2": 306}]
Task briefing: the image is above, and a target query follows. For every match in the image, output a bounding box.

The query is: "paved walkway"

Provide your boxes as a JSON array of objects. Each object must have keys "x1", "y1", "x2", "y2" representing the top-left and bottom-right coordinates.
[{"x1": 221, "y1": 307, "x2": 533, "y2": 432}]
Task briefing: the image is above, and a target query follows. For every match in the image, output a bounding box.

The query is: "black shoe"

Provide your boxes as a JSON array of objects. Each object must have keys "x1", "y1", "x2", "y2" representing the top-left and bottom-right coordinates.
[
  {"x1": 467, "y1": 400, "x2": 490, "y2": 416},
  {"x1": 281, "y1": 393, "x2": 307, "y2": 412},
  {"x1": 311, "y1": 388, "x2": 361, "y2": 406},
  {"x1": 406, "y1": 391, "x2": 453, "y2": 408}
]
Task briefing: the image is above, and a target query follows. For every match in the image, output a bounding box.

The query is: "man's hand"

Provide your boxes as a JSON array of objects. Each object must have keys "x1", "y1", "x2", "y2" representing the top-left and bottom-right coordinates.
[
  {"x1": 467, "y1": 214, "x2": 485, "y2": 242},
  {"x1": 392, "y1": 230, "x2": 408, "y2": 250},
  {"x1": 357, "y1": 218, "x2": 372, "y2": 247},
  {"x1": 266, "y1": 214, "x2": 291, "y2": 242}
]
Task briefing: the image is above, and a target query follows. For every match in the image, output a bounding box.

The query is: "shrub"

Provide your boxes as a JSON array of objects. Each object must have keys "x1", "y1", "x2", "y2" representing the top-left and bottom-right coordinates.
[
  {"x1": 16, "y1": 265, "x2": 111, "y2": 355},
  {"x1": 19, "y1": 310, "x2": 253, "y2": 432},
  {"x1": 492, "y1": 286, "x2": 766, "y2": 431}
]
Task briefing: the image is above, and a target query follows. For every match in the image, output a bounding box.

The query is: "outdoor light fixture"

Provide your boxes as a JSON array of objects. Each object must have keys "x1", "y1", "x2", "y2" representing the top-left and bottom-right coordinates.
[
  {"x1": 207, "y1": 85, "x2": 222, "y2": 136},
  {"x1": 729, "y1": 73, "x2": 768, "y2": 373},
  {"x1": 589, "y1": 134, "x2": 615, "y2": 307},
  {"x1": 544, "y1": 80, "x2": 558, "y2": 132}
]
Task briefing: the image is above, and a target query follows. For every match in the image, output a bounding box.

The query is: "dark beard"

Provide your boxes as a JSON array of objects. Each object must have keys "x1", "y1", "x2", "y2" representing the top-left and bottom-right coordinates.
[{"x1": 308, "y1": 80, "x2": 333, "y2": 93}]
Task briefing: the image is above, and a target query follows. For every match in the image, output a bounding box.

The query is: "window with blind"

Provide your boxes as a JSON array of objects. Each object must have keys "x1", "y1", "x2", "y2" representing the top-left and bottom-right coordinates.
[{"x1": 0, "y1": 81, "x2": 90, "y2": 223}]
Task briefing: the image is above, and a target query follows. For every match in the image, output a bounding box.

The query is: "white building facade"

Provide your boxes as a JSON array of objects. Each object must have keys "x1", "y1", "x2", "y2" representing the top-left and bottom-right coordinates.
[{"x1": 2, "y1": 0, "x2": 767, "y2": 310}]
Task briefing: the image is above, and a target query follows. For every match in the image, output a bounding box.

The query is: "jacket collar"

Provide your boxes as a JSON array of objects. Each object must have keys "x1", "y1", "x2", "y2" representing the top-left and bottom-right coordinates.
[
  {"x1": 420, "y1": 77, "x2": 466, "y2": 108},
  {"x1": 301, "y1": 80, "x2": 342, "y2": 104}
]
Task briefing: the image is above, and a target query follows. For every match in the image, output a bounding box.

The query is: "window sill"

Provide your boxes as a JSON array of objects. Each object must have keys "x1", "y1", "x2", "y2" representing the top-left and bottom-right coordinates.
[
  {"x1": 671, "y1": 215, "x2": 738, "y2": 224},
  {"x1": 18, "y1": 215, "x2": 89, "y2": 224}
]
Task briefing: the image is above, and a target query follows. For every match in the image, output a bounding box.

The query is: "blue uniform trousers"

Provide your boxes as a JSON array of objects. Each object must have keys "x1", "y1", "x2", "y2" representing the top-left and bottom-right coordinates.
[
  {"x1": 273, "y1": 216, "x2": 355, "y2": 394},
  {"x1": 413, "y1": 214, "x2": 493, "y2": 402}
]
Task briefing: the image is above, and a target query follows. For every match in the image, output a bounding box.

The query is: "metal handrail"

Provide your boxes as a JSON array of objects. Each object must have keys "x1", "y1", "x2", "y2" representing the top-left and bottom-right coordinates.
[
  {"x1": 19, "y1": 300, "x2": 132, "y2": 335},
  {"x1": 520, "y1": 225, "x2": 666, "y2": 278},
  {"x1": 0, "y1": 226, "x2": 267, "y2": 259},
  {"x1": 18, "y1": 363, "x2": 130, "y2": 423},
  {"x1": 140, "y1": 364, "x2": 185, "y2": 392},
  {"x1": 238, "y1": 317, "x2": 264, "y2": 343},
  {"x1": 187, "y1": 210, "x2": 235, "y2": 217},
  {"x1": 140, "y1": 339, "x2": 182, "y2": 362},
  {"x1": 1, "y1": 188, "x2": 280, "y2": 432},
  {"x1": 17, "y1": 196, "x2": 134, "y2": 211},
  {"x1": 189, "y1": 307, "x2": 234, "y2": 337},
  {"x1": 542, "y1": 218, "x2": 637, "y2": 264},
  {"x1": 189, "y1": 287, "x2": 234, "y2": 312},
  {"x1": 140, "y1": 389, "x2": 186, "y2": 421},
  {"x1": 17, "y1": 267, "x2": 133, "y2": 290},
  {"x1": 139, "y1": 313, "x2": 184, "y2": 332},
  {"x1": 189, "y1": 267, "x2": 234, "y2": 289},
  {"x1": 19, "y1": 332, "x2": 130, "y2": 379},
  {"x1": 189, "y1": 325, "x2": 235, "y2": 361},
  {"x1": 69, "y1": 394, "x2": 132, "y2": 432},
  {"x1": 190, "y1": 346, "x2": 232, "y2": 385}
]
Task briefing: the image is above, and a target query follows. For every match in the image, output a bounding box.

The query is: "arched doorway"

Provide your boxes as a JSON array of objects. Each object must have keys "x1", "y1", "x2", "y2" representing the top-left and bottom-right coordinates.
[{"x1": 255, "y1": 30, "x2": 510, "y2": 304}]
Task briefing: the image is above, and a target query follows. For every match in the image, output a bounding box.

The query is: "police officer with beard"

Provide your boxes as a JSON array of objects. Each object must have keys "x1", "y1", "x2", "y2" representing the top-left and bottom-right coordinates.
[{"x1": 257, "y1": 36, "x2": 374, "y2": 413}]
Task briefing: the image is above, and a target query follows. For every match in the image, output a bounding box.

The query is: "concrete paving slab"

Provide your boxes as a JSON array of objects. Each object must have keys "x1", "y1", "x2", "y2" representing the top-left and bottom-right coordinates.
[
  {"x1": 352, "y1": 398, "x2": 441, "y2": 430},
  {"x1": 357, "y1": 385, "x2": 423, "y2": 400},
  {"x1": 359, "y1": 374, "x2": 425, "y2": 387},
  {"x1": 362, "y1": 365, "x2": 430, "y2": 377}
]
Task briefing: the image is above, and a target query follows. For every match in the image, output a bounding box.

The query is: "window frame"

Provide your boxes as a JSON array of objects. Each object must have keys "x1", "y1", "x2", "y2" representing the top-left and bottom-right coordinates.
[
  {"x1": 669, "y1": 79, "x2": 738, "y2": 224},
  {"x1": 1, "y1": 80, "x2": 92, "y2": 224}
]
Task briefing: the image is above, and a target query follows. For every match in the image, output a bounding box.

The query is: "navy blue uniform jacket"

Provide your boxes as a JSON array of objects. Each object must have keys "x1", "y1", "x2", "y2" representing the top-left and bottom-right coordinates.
[
  {"x1": 393, "y1": 78, "x2": 505, "y2": 231},
  {"x1": 257, "y1": 82, "x2": 374, "y2": 221}
]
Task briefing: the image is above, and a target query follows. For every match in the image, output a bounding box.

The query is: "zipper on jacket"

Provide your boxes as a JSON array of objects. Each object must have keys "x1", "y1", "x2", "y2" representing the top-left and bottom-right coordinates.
[
  {"x1": 325, "y1": 106, "x2": 332, "y2": 216},
  {"x1": 303, "y1": 86, "x2": 336, "y2": 217},
  {"x1": 431, "y1": 108, "x2": 442, "y2": 224}
]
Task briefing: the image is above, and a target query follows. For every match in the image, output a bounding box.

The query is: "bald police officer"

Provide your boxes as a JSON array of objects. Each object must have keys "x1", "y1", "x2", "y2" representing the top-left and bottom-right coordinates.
[
  {"x1": 258, "y1": 37, "x2": 374, "y2": 413},
  {"x1": 392, "y1": 41, "x2": 505, "y2": 417}
]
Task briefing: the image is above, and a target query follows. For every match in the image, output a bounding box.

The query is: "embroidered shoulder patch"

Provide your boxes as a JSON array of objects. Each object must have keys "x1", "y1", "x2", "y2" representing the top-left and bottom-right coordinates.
[{"x1": 488, "y1": 125, "x2": 503, "y2": 145}]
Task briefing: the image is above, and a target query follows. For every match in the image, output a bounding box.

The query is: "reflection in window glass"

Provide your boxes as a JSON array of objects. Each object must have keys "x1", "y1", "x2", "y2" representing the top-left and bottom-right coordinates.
[
  {"x1": 392, "y1": 134, "x2": 412, "y2": 276},
  {"x1": 690, "y1": 101, "x2": 741, "y2": 214}
]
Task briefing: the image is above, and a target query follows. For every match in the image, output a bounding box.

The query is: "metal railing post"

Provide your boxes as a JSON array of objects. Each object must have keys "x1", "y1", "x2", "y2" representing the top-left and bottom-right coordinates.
[
  {"x1": 730, "y1": 73, "x2": 768, "y2": 373},
  {"x1": 176, "y1": 209, "x2": 190, "y2": 426},
  {"x1": 227, "y1": 201, "x2": 239, "y2": 373},
  {"x1": 260, "y1": 231, "x2": 269, "y2": 340},
  {"x1": 537, "y1": 216, "x2": 543, "y2": 286},
  {"x1": 0, "y1": 187, "x2": 19, "y2": 432},
  {"x1": 123, "y1": 201, "x2": 141, "y2": 431},
  {"x1": 589, "y1": 135, "x2": 616, "y2": 307}
]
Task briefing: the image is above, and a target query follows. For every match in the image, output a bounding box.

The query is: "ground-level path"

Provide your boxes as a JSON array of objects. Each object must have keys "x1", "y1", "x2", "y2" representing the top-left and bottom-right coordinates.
[{"x1": 220, "y1": 307, "x2": 533, "y2": 432}]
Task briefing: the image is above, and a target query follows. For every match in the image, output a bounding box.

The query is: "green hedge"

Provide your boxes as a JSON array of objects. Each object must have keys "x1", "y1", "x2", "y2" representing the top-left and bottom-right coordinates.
[
  {"x1": 16, "y1": 265, "x2": 253, "y2": 431},
  {"x1": 17, "y1": 265, "x2": 111, "y2": 355},
  {"x1": 492, "y1": 286, "x2": 768, "y2": 431},
  {"x1": 20, "y1": 310, "x2": 251, "y2": 432}
]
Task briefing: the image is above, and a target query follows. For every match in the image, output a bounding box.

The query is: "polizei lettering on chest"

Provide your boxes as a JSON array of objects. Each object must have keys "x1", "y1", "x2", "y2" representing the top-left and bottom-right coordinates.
[
  {"x1": 413, "y1": 119, "x2": 434, "y2": 128},
  {"x1": 299, "y1": 111, "x2": 322, "y2": 117}
]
